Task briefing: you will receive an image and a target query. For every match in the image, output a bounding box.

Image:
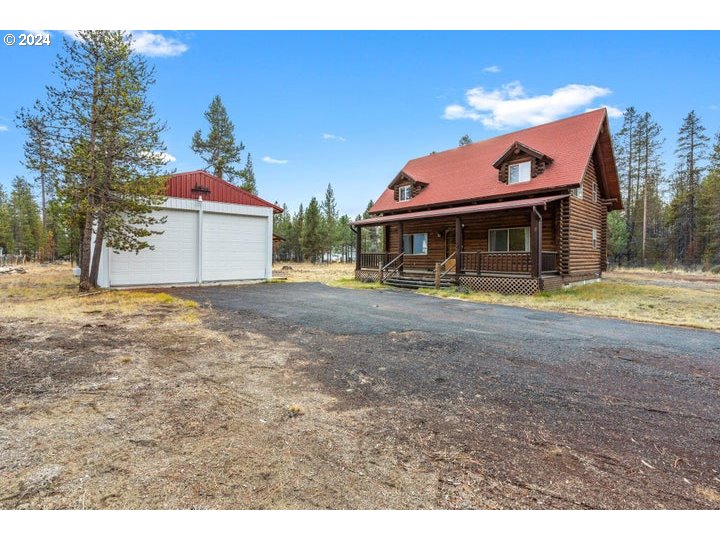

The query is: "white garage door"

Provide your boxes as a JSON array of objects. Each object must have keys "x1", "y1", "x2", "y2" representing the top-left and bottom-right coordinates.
[
  {"x1": 108, "y1": 209, "x2": 198, "y2": 286},
  {"x1": 202, "y1": 211, "x2": 268, "y2": 281}
]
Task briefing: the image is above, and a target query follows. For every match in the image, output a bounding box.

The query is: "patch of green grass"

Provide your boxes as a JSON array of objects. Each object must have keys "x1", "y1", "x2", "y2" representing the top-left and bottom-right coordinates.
[
  {"x1": 418, "y1": 281, "x2": 720, "y2": 331},
  {"x1": 328, "y1": 278, "x2": 389, "y2": 290}
]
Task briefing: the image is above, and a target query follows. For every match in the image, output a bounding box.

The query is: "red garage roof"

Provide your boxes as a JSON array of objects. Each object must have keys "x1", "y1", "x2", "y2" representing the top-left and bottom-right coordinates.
[
  {"x1": 371, "y1": 109, "x2": 618, "y2": 214},
  {"x1": 352, "y1": 194, "x2": 568, "y2": 226},
  {"x1": 166, "y1": 170, "x2": 282, "y2": 213}
]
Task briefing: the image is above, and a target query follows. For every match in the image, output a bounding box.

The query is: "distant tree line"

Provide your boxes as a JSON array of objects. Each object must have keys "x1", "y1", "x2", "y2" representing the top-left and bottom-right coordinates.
[
  {"x1": 609, "y1": 108, "x2": 720, "y2": 270},
  {"x1": 273, "y1": 184, "x2": 382, "y2": 263}
]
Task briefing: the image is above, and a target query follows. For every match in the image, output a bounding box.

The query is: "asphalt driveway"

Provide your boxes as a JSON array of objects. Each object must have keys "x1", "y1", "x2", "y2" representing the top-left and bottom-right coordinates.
[{"x1": 175, "y1": 282, "x2": 720, "y2": 508}]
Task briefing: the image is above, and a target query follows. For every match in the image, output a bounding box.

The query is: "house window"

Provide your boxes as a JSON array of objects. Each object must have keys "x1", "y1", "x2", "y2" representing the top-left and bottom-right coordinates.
[
  {"x1": 592, "y1": 228, "x2": 598, "y2": 249},
  {"x1": 402, "y1": 233, "x2": 428, "y2": 255},
  {"x1": 592, "y1": 183, "x2": 598, "y2": 203},
  {"x1": 398, "y1": 185, "x2": 412, "y2": 201},
  {"x1": 488, "y1": 227, "x2": 530, "y2": 252},
  {"x1": 572, "y1": 183, "x2": 584, "y2": 199},
  {"x1": 508, "y1": 161, "x2": 531, "y2": 184}
]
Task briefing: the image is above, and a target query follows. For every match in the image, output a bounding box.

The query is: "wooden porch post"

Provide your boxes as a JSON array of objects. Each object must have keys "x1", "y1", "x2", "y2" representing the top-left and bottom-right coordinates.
[
  {"x1": 398, "y1": 221, "x2": 404, "y2": 253},
  {"x1": 530, "y1": 208, "x2": 539, "y2": 278},
  {"x1": 355, "y1": 225, "x2": 362, "y2": 270},
  {"x1": 455, "y1": 216, "x2": 463, "y2": 278}
]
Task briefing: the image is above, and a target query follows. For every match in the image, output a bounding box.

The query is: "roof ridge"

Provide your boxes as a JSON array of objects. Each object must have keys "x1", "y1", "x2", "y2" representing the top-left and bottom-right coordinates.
[{"x1": 407, "y1": 108, "x2": 606, "y2": 164}]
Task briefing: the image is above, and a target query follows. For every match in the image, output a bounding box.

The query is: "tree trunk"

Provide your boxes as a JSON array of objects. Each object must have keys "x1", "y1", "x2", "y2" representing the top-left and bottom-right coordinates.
[
  {"x1": 89, "y1": 212, "x2": 105, "y2": 287},
  {"x1": 78, "y1": 209, "x2": 94, "y2": 291}
]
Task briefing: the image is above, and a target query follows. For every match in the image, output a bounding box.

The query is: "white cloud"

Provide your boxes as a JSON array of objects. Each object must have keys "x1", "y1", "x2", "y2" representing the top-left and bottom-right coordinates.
[
  {"x1": 130, "y1": 31, "x2": 188, "y2": 57},
  {"x1": 586, "y1": 104, "x2": 623, "y2": 118},
  {"x1": 322, "y1": 133, "x2": 347, "y2": 142},
  {"x1": 60, "y1": 30, "x2": 188, "y2": 57},
  {"x1": 483, "y1": 65, "x2": 501, "y2": 73},
  {"x1": 262, "y1": 156, "x2": 288, "y2": 164},
  {"x1": 444, "y1": 81, "x2": 613, "y2": 130},
  {"x1": 0, "y1": 125, "x2": 8, "y2": 132}
]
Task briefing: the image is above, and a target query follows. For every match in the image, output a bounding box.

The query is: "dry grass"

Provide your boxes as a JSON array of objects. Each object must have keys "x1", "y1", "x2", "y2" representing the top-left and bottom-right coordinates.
[
  {"x1": 273, "y1": 262, "x2": 355, "y2": 284},
  {"x1": 420, "y1": 278, "x2": 720, "y2": 331},
  {"x1": 0, "y1": 263, "x2": 198, "y2": 324}
]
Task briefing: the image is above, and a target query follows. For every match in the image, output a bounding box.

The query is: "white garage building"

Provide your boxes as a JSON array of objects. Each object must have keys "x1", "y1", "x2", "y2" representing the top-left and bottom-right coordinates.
[{"x1": 96, "y1": 170, "x2": 282, "y2": 288}]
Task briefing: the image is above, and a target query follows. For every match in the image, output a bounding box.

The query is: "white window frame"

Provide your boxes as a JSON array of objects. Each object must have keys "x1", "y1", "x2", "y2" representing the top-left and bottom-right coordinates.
[
  {"x1": 398, "y1": 185, "x2": 412, "y2": 202},
  {"x1": 508, "y1": 161, "x2": 531, "y2": 185},
  {"x1": 488, "y1": 227, "x2": 531, "y2": 253},
  {"x1": 592, "y1": 228, "x2": 598, "y2": 249},
  {"x1": 402, "y1": 233, "x2": 428, "y2": 255},
  {"x1": 592, "y1": 182, "x2": 598, "y2": 203},
  {"x1": 572, "y1": 183, "x2": 584, "y2": 199}
]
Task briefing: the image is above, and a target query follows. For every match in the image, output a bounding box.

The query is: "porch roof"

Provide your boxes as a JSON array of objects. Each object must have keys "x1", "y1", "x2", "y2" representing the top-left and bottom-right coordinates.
[{"x1": 351, "y1": 194, "x2": 568, "y2": 227}]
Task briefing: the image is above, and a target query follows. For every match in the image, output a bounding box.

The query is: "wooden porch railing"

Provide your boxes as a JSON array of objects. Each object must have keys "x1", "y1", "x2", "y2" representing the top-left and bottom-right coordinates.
[
  {"x1": 359, "y1": 252, "x2": 398, "y2": 270},
  {"x1": 459, "y1": 251, "x2": 532, "y2": 275},
  {"x1": 381, "y1": 253, "x2": 403, "y2": 282}
]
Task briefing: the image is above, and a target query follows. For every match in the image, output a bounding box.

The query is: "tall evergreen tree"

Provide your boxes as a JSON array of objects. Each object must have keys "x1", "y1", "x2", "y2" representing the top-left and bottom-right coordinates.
[
  {"x1": 0, "y1": 186, "x2": 13, "y2": 255},
  {"x1": 288, "y1": 203, "x2": 304, "y2": 262},
  {"x1": 22, "y1": 114, "x2": 52, "y2": 229},
  {"x1": 301, "y1": 197, "x2": 323, "y2": 262},
  {"x1": 320, "y1": 183, "x2": 338, "y2": 261},
  {"x1": 634, "y1": 112, "x2": 664, "y2": 265},
  {"x1": 240, "y1": 153, "x2": 257, "y2": 194},
  {"x1": 9, "y1": 176, "x2": 42, "y2": 255},
  {"x1": 614, "y1": 107, "x2": 640, "y2": 262},
  {"x1": 670, "y1": 110, "x2": 709, "y2": 263},
  {"x1": 191, "y1": 95, "x2": 245, "y2": 183},
  {"x1": 18, "y1": 30, "x2": 169, "y2": 290},
  {"x1": 458, "y1": 134, "x2": 473, "y2": 147},
  {"x1": 697, "y1": 133, "x2": 720, "y2": 266}
]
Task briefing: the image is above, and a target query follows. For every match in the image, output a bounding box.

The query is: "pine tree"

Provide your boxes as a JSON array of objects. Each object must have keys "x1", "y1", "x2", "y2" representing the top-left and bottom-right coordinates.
[
  {"x1": 289, "y1": 203, "x2": 304, "y2": 262},
  {"x1": 0, "y1": 186, "x2": 13, "y2": 255},
  {"x1": 614, "y1": 107, "x2": 640, "y2": 262},
  {"x1": 320, "y1": 183, "x2": 338, "y2": 262},
  {"x1": 607, "y1": 210, "x2": 628, "y2": 264},
  {"x1": 634, "y1": 112, "x2": 664, "y2": 265},
  {"x1": 697, "y1": 133, "x2": 720, "y2": 267},
  {"x1": 458, "y1": 134, "x2": 473, "y2": 146},
  {"x1": 191, "y1": 95, "x2": 245, "y2": 183},
  {"x1": 240, "y1": 153, "x2": 257, "y2": 194},
  {"x1": 301, "y1": 197, "x2": 323, "y2": 262},
  {"x1": 18, "y1": 30, "x2": 169, "y2": 290},
  {"x1": 22, "y1": 114, "x2": 52, "y2": 229},
  {"x1": 670, "y1": 110, "x2": 710, "y2": 263},
  {"x1": 9, "y1": 176, "x2": 42, "y2": 256}
]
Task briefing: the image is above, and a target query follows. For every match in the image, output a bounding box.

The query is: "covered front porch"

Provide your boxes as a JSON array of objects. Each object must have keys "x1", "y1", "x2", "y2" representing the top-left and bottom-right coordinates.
[{"x1": 351, "y1": 194, "x2": 568, "y2": 294}]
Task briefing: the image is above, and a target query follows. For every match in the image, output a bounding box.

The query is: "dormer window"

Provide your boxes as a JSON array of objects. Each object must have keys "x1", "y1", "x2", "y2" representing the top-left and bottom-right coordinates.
[
  {"x1": 508, "y1": 161, "x2": 531, "y2": 184},
  {"x1": 493, "y1": 141, "x2": 553, "y2": 185},
  {"x1": 398, "y1": 185, "x2": 412, "y2": 201}
]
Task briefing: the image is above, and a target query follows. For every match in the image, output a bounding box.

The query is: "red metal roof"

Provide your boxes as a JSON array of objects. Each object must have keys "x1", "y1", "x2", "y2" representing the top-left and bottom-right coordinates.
[
  {"x1": 352, "y1": 194, "x2": 568, "y2": 226},
  {"x1": 166, "y1": 170, "x2": 283, "y2": 213},
  {"x1": 371, "y1": 109, "x2": 610, "y2": 214}
]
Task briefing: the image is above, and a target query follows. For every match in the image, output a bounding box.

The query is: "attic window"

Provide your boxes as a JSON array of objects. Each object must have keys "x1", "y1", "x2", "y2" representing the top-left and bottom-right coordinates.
[
  {"x1": 398, "y1": 185, "x2": 412, "y2": 201},
  {"x1": 508, "y1": 161, "x2": 531, "y2": 184}
]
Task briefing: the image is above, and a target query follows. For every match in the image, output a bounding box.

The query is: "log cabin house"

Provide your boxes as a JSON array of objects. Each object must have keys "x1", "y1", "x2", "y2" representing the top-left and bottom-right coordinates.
[{"x1": 351, "y1": 109, "x2": 622, "y2": 294}]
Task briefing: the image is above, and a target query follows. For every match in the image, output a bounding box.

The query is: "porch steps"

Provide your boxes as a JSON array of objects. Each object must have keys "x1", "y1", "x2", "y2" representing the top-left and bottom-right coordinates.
[{"x1": 384, "y1": 275, "x2": 455, "y2": 290}]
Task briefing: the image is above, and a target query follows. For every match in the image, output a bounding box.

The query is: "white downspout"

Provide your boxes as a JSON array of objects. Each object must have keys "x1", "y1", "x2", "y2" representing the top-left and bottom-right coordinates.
[{"x1": 197, "y1": 196, "x2": 204, "y2": 285}]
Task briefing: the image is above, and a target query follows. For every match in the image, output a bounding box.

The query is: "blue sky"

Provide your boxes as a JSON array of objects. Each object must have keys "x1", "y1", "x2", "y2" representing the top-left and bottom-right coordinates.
[{"x1": 1, "y1": 31, "x2": 718, "y2": 217}]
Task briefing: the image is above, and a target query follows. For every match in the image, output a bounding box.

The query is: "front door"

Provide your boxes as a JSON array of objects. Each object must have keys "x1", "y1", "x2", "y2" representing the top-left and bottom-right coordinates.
[{"x1": 445, "y1": 230, "x2": 456, "y2": 270}]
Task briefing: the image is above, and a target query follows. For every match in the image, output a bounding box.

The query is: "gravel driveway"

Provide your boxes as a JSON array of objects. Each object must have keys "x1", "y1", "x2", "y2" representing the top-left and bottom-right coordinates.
[{"x1": 176, "y1": 282, "x2": 720, "y2": 508}]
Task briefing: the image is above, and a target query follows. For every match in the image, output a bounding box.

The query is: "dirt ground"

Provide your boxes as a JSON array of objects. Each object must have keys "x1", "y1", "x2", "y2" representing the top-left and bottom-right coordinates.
[{"x1": 2, "y1": 265, "x2": 719, "y2": 509}]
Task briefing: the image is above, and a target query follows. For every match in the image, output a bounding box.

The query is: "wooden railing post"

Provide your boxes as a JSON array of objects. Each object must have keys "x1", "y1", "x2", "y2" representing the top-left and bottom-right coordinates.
[
  {"x1": 378, "y1": 261, "x2": 383, "y2": 281},
  {"x1": 434, "y1": 262, "x2": 441, "y2": 288}
]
